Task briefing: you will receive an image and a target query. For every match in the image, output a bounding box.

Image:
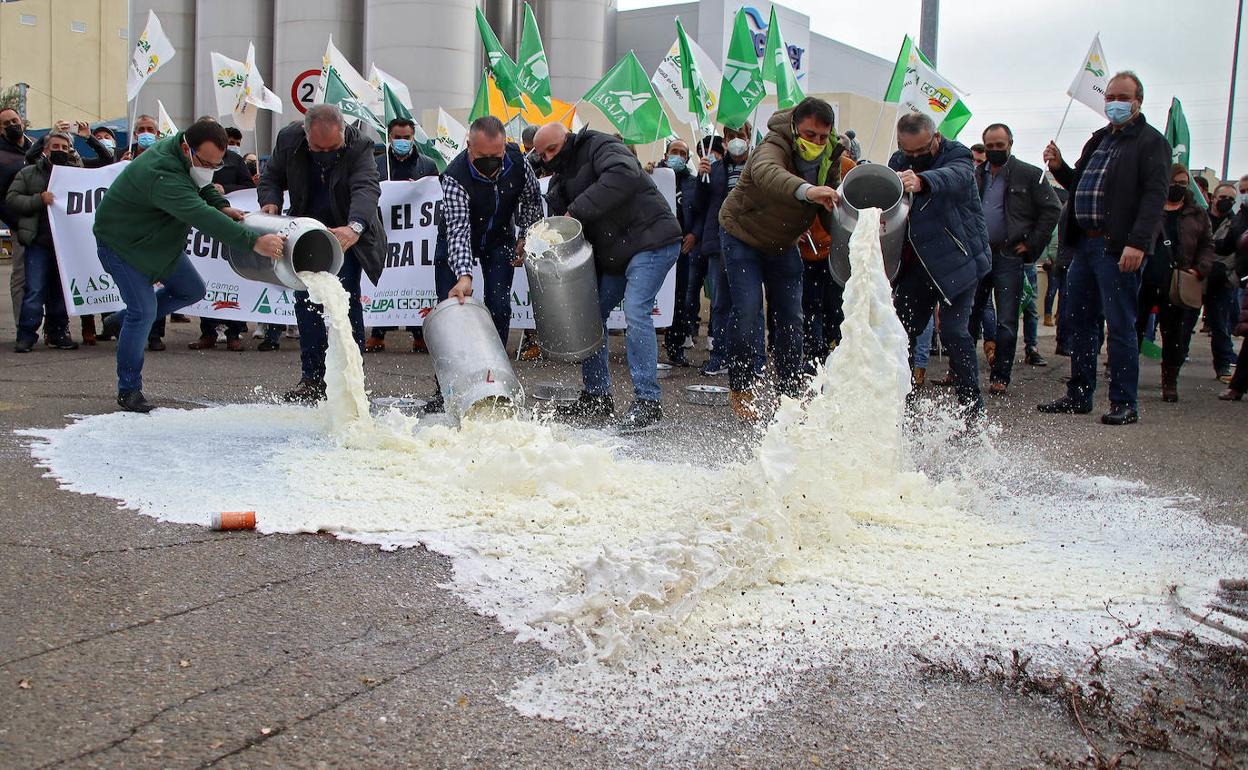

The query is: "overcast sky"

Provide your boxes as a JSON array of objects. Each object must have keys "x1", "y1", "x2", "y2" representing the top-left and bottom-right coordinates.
[{"x1": 620, "y1": 0, "x2": 1247, "y2": 179}]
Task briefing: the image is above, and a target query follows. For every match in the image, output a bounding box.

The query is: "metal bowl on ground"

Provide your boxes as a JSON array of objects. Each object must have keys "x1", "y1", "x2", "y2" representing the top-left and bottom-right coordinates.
[
  {"x1": 530, "y1": 382, "x2": 581, "y2": 402},
  {"x1": 369, "y1": 396, "x2": 426, "y2": 416},
  {"x1": 683, "y1": 385, "x2": 730, "y2": 405},
  {"x1": 656, "y1": 363, "x2": 674, "y2": 379}
]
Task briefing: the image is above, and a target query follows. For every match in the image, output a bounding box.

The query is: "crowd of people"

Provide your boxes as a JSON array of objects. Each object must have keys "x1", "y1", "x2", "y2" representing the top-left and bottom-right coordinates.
[{"x1": 2, "y1": 65, "x2": 1246, "y2": 429}]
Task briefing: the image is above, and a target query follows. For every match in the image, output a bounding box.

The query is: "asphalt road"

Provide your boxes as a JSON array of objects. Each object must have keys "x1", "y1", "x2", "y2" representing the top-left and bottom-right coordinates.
[{"x1": 1, "y1": 261, "x2": 1244, "y2": 769}]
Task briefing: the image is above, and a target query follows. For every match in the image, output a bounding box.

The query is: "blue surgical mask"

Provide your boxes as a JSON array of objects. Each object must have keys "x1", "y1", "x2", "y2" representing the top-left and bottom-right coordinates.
[
  {"x1": 666, "y1": 155, "x2": 687, "y2": 173},
  {"x1": 136, "y1": 132, "x2": 157, "y2": 149},
  {"x1": 391, "y1": 138, "x2": 413, "y2": 157},
  {"x1": 1104, "y1": 101, "x2": 1134, "y2": 125},
  {"x1": 228, "y1": 146, "x2": 241, "y2": 156},
  {"x1": 98, "y1": 138, "x2": 116, "y2": 152}
]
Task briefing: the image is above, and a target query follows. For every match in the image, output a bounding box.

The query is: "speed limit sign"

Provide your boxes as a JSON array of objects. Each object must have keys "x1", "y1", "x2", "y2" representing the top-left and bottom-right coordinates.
[{"x1": 291, "y1": 69, "x2": 320, "y2": 114}]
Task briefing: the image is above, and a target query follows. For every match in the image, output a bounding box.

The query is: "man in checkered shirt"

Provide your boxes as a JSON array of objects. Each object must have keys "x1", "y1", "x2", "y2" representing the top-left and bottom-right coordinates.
[{"x1": 422, "y1": 115, "x2": 542, "y2": 414}]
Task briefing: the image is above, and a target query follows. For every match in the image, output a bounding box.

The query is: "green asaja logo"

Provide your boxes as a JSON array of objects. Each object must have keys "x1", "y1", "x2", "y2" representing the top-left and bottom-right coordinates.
[
  {"x1": 69, "y1": 278, "x2": 85, "y2": 307},
  {"x1": 252, "y1": 288, "x2": 273, "y2": 315}
]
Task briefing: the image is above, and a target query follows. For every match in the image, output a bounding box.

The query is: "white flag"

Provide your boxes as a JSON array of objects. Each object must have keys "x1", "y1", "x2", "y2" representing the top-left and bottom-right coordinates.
[
  {"x1": 126, "y1": 10, "x2": 177, "y2": 102},
  {"x1": 369, "y1": 65, "x2": 412, "y2": 110},
  {"x1": 571, "y1": 110, "x2": 584, "y2": 133},
  {"x1": 316, "y1": 37, "x2": 376, "y2": 110},
  {"x1": 651, "y1": 35, "x2": 721, "y2": 130},
  {"x1": 434, "y1": 108, "x2": 467, "y2": 163},
  {"x1": 1066, "y1": 34, "x2": 1109, "y2": 119},
  {"x1": 210, "y1": 52, "x2": 247, "y2": 118},
  {"x1": 156, "y1": 100, "x2": 178, "y2": 136},
  {"x1": 234, "y1": 42, "x2": 283, "y2": 130}
]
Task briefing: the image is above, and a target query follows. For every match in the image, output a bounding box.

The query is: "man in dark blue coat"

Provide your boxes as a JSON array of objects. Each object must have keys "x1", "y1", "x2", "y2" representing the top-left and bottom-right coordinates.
[{"x1": 889, "y1": 112, "x2": 992, "y2": 415}]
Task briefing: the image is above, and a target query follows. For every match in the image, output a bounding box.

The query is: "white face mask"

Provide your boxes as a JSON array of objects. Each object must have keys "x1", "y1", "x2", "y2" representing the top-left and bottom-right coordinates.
[
  {"x1": 190, "y1": 164, "x2": 215, "y2": 188},
  {"x1": 726, "y1": 138, "x2": 749, "y2": 158},
  {"x1": 1240, "y1": 192, "x2": 1248, "y2": 208}
]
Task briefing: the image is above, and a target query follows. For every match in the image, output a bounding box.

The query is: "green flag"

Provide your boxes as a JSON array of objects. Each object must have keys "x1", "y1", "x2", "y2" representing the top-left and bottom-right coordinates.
[
  {"x1": 517, "y1": 3, "x2": 552, "y2": 115},
  {"x1": 883, "y1": 35, "x2": 972, "y2": 140},
  {"x1": 475, "y1": 6, "x2": 524, "y2": 108},
  {"x1": 717, "y1": 9, "x2": 765, "y2": 130},
  {"x1": 675, "y1": 18, "x2": 711, "y2": 130},
  {"x1": 469, "y1": 70, "x2": 491, "y2": 123},
  {"x1": 761, "y1": 6, "x2": 803, "y2": 110},
  {"x1": 1164, "y1": 96, "x2": 1207, "y2": 211},
  {"x1": 583, "y1": 51, "x2": 671, "y2": 144},
  {"x1": 382, "y1": 82, "x2": 445, "y2": 172},
  {"x1": 324, "y1": 66, "x2": 385, "y2": 133}
]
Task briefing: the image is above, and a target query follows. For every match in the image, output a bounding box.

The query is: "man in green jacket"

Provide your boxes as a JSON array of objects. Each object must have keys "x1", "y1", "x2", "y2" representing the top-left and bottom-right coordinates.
[{"x1": 93, "y1": 119, "x2": 286, "y2": 413}]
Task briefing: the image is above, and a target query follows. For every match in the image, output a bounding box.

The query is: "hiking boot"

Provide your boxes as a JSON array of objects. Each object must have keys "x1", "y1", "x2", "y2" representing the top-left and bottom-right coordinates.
[
  {"x1": 257, "y1": 339, "x2": 280, "y2": 352},
  {"x1": 188, "y1": 335, "x2": 217, "y2": 350},
  {"x1": 283, "y1": 378, "x2": 326, "y2": 403},
  {"x1": 365, "y1": 337, "x2": 385, "y2": 353},
  {"x1": 1101, "y1": 404, "x2": 1139, "y2": 426},
  {"x1": 1037, "y1": 396, "x2": 1093, "y2": 414},
  {"x1": 226, "y1": 339, "x2": 244, "y2": 352},
  {"x1": 616, "y1": 400, "x2": 663, "y2": 434},
  {"x1": 700, "y1": 361, "x2": 727, "y2": 377},
  {"x1": 117, "y1": 390, "x2": 154, "y2": 413},
  {"x1": 1161, "y1": 365, "x2": 1179, "y2": 403},
  {"x1": 556, "y1": 391, "x2": 615, "y2": 424},
  {"x1": 730, "y1": 389, "x2": 760, "y2": 422},
  {"x1": 1025, "y1": 347, "x2": 1047, "y2": 366},
  {"x1": 1043, "y1": 313, "x2": 1054, "y2": 327}
]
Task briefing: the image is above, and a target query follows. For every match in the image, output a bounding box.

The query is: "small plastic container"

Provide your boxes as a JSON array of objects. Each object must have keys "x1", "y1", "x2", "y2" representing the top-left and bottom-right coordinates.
[{"x1": 211, "y1": 511, "x2": 256, "y2": 531}]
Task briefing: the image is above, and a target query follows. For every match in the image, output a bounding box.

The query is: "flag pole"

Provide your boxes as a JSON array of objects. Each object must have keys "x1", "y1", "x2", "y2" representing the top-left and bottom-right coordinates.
[
  {"x1": 1054, "y1": 95, "x2": 1075, "y2": 144},
  {"x1": 865, "y1": 101, "x2": 886, "y2": 161}
]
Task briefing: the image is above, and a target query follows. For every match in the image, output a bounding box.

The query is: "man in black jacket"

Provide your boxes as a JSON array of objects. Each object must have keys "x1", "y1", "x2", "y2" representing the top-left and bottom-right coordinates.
[
  {"x1": 1, "y1": 107, "x2": 34, "y2": 327},
  {"x1": 1038, "y1": 71, "x2": 1169, "y2": 425},
  {"x1": 533, "y1": 122, "x2": 682, "y2": 433},
  {"x1": 651, "y1": 138, "x2": 698, "y2": 367},
  {"x1": 974, "y1": 122, "x2": 1062, "y2": 393},
  {"x1": 258, "y1": 106, "x2": 385, "y2": 403}
]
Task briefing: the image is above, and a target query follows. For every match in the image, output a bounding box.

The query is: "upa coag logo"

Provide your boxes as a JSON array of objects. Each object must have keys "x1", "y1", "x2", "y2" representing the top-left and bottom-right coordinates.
[
  {"x1": 921, "y1": 83, "x2": 954, "y2": 114},
  {"x1": 742, "y1": 6, "x2": 805, "y2": 75}
]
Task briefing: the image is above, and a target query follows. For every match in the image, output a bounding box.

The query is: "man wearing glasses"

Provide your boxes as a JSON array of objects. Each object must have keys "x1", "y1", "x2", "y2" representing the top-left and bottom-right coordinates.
[{"x1": 93, "y1": 119, "x2": 287, "y2": 412}]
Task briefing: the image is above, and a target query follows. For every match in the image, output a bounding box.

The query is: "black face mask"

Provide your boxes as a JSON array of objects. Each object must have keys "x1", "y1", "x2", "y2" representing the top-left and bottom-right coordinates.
[
  {"x1": 545, "y1": 136, "x2": 577, "y2": 174},
  {"x1": 309, "y1": 149, "x2": 338, "y2": 169},
  {"x1": 1214, "y1": 197, "x2": 1234, "y2": 215},
  {"x1": 245, "y1": 160, "x2": 258, "y2": 175},
  {"x1": 48, "y1": 150, "x2": 71, "y2": 166},
  {"x1": 3, "y1": 123, "x2": 23, "y2": 143},
  {"x1": 1167, "y1": 184, "x2": 1187, "y2": 204},
  {"x1": 985, "y1": 149, "x2": 1009, "y2": 167},
  {"x1": 908, "y1": 153, "x2": 934, "y2": 173},
  {"x1": 472, "y1": 155, "x2": 503, "y2": 178}
]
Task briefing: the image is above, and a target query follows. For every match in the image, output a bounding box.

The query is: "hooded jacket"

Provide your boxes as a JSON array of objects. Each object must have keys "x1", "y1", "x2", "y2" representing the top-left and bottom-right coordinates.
[
  {"x1": 545, "y1": 128, "x2": 681, "y2": 274},
  {"x1": 717, "y1": 108, "x2": 844, "y2": 256},
  {"x1": 258, "y1": 122, "x2": 386, "y2": 284},
  {"x1": 5, "y1": 151, "x2": 83, "y2": 247}
]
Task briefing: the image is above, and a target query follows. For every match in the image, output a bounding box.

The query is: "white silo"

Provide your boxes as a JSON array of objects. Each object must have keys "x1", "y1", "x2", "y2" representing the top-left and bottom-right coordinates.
[
  {"x1": 364, "y1": 0, "x2": 478, "y2": 114},
  {"x1": 272, "y1": 0, "x2": 364, "y2": 144}
]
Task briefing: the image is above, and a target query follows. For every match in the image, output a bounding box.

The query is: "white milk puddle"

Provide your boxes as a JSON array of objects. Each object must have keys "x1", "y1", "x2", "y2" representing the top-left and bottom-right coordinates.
[{"x1": 19, "y1": 215, "x2": 1248, "y2": 758}]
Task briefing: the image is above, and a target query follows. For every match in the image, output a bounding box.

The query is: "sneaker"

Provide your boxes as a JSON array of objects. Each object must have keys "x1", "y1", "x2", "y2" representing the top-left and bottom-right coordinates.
[
  {"x1": 283, "y1": 326, "x2": 300, "y2": 339},
  {"x1": 682, "y1": 337, "x2": 695, "y2": 349},
  {"x1": 46, "y1": 335, "x2": 79, "y2": 350},
  {"x1": 147, "y1": 338, "x2": 166, "y2": 352},
  {"x1": 117, "y1": 390, "x2": 154, "y2": 413},
  {"x1": 556, "y1": 391, "x2": 615, "y2": 424},
  {"x1": 257, "y1": 339, "x2": 280, "y2": 352},
  {"x1": 14, "y1": 338, "x2": 34, "y2": 353},
  {"x1": 706, "y1": 336, "x2": 715, "y2": 352},
  {"x1": 1024, "y1": 347, "x2": 1047, "y2": 367},
  {"x1": 215, "y1": 328, "x2": 227, "y2": 343},
  {"x1": 365, "y1": 337, "x2": 386, "y2": 353},
  {"x1": 1036, "y1": 396, "x2": 1092, "y2": 414},
  {"x1": 667, "y1": 349, "x2": 694, "y2": 367},
  {"x1": 101, "y1": 312, "x2": 123, "y2": 340},
  {"x1": 188, "y1": 335, "x2": 216, "y2": 350},
  {"x1": 252, "y1": 325, "x2": 266, "y2": 340},
  {"x1": 1216, "y1": 368, "x2": 1233, "y2": 383},
  {"x1": 616, "y1": 400, "x2": 663, "y2": 434},
  {"x1": 700, "y1": 361, "x2": 728, "y2": 377},
  {"x1": 282, "y1": 378, "x2": 326, "y2": 403},
  {"x1": 1101, "y1": 404, "x2": 1139, "y2": 426}
]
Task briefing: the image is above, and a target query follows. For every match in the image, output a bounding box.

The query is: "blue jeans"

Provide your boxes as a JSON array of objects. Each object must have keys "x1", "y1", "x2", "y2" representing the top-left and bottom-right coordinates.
[
  {"x1": 913, "y1": 313, "x2": 936, "y2": 369},
  {"x1": 1022, "y1": 262, "x2": 1040, "y2": 349},
  {"x1": 17, "y1": 243, "x2": 68, "y2": 343},
  {"x1": 294, "y1": 249, "x2": 365, "y2": 381},
  {"x1": 433, "y1": 239, "x2": 515, "y2": 344},
  {"x1": 704, "y1": 252, "x2": 764, "y2": 373},
  {"x1": 720, "y1": 231, "x2": 804, "y2": 395},
  {"x1": 1044, "y1": 265, "x2": 1062, "y2": 316},
  {"x1": 98, "y1": 246, "x2": 206, "y2": 393},
  {"x1": 1206, "y1": 281, "x2": 1238, "y2": 373},
  {"x1": 895, "y1": 262, "x2": 982, "y2": 410},
  {"x1": 1063, "y1": 235, "x2": 1142, "y2": 409},
  {"x1": 582, "y1": 242, "x2": 680, "y2": 402}
]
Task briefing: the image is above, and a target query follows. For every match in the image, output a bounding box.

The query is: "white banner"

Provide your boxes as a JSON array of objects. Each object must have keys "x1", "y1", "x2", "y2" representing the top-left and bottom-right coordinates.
[{"x1": 48, "y1": 165, "x2": 679, "y2": 329}]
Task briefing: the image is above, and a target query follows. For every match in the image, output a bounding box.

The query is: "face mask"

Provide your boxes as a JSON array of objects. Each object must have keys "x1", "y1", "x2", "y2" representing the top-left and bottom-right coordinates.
[
  {"x1": 908, "y1": 153, "x2": 934, "y2": 173},
  {"x1": 472, "y1": 155, "x2": 503, "y2": 178},
  {"x1": 190, "y1": 165, "x2": 214, "y2": 187},
  {"x1": 666, "y1": 155, "x2": 687, "y2": 173},
  {"x1": 986, "y1": 149, "x2": 1009, "y2": 167},
  {"x1": 3, "y1": 124, "x2": 23, "y2": 143},
  {"x1": 246, "y1": 160, "x2": 258, "y2": 175},
  {"x1": 48, "y1": 150, "x2": 71, "y2": 166},
  {"x1": 1240, "y1": 192, "x2": 1248, "y2": 207},
  {"x1": 310, "y1": 149, "x2": 338, "y2": 168},
  {"x1": 1215, "y1": 198, "x2": 1234, "y2": 215},
  {"x1": 547, "y1": 137, "x2": 577, "y2": 174},
  {"x1": 726, "y1": 138, "x2": 749, "y2": 158},
  {"x1": 1104, "y1": 101, "x2": 1134, "y2": 125},
  {"x1": 794, "y1": 135, "x2": 825, "y2": 162},
  {"x1": 98, "y1": 137, "x2": 116, "y2": 152},
  {"x1": 136, "y1": 132, "x2": 157, "y2": 149},
  {"x1": 1167, "y1": 184, "x2": 1187, "y2": 204},
  {"x1": 391, "y1": 138, "x2": 413, "y2": 157},
  {"x1": 228, "y1": 146, "x2": 241, "y2": 156}
]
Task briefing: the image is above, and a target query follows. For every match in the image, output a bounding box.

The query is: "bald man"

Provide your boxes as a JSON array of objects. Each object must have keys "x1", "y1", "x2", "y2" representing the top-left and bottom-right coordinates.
[{"x1": 532, "y1": 122, "x2": 682, "y2": 433}]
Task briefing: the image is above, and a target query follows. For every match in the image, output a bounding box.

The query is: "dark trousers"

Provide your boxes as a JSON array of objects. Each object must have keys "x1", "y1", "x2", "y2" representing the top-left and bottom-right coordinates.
[
  {"x1": 294, "y1": 249, "x2": 365, "y2": 381},
  {"x1": 1229, "y1": 337, "x2": 1248, "y2": 392},
  {"x1": 198, "y1": 317, "x2": 246, "y2": 341},
  {"x1": 664, "y1": 250, "x2": 693, "y2": 356},
  {"x1": 1062, "y1": 235, "x2": 1142, "y2": 409},
  {"x1": 1205, "y1": 281, "x2": 1238, "y2": 373},
  {"x1": 16, "y1": 243, "x2": 69, "y2": 343},
  {"x1": 801, "y1": 258, "x2": 844, "y2": 365},
  {"x1": 432, "y1": 239, "x2": 515, "y2": 345},
  {"x1": 720, "y1": 231, "x2": 804, "y2": 396},
  {"x1": 895, "y1": 260, "x2": 982, "y2": 411},
  {"x1": 971, "y1": 250, "x2": 1025, "y2": 385},
  {"x1": 1136, "y1": 282, "x2": 1197, "y2": 368},
  {"x1": 686, "y1": 249, "x2": 709, "y2": 337}
]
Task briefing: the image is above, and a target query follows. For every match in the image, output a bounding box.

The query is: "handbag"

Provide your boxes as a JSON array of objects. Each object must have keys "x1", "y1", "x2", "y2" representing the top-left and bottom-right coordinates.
[{"x1": 1169, "y1": 267, "x2": 1205, "y2": 310}]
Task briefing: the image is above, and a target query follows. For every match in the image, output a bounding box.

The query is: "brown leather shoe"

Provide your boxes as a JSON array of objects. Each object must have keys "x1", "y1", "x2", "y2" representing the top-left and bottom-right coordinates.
[
  {"x1": 365, "y1": 337, "x2": 385, "y2": 353},
  {"x1": 983, "y1": 340, "x2": 997, "y2": 368},
  {"x1": 912, "y1": 367, "x2": 926, "y2": 389},
  {"x1": 226, "y1": 339, "x2": 244, "y2": 352},
  {"x1": 988, "y1": 380, "x2": 1007, "y2": 395},
  {"x1": 187, "y1": 335, "x2": 216, "y2": 350},
  {"x1": 730, "y1": 389, "x2": 760, "y2": 422},
  {"x1": 519, "y1": 341, "x2": 542, "y2": 361},
  {"x1": 81, "y1": 315, "x2": 97, "y2": 346},
  {"x1": 411, "y1": 336, "x2": 428, "y2": 354},
  {"x1": 1218, "y1": 388, "x2": 1243, "y2": 401}
]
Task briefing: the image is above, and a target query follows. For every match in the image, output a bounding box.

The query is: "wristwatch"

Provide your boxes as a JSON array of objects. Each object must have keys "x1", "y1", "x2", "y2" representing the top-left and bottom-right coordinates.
[{"x1": 348, "y1": 221, "x2": 365, "y2": 236}]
